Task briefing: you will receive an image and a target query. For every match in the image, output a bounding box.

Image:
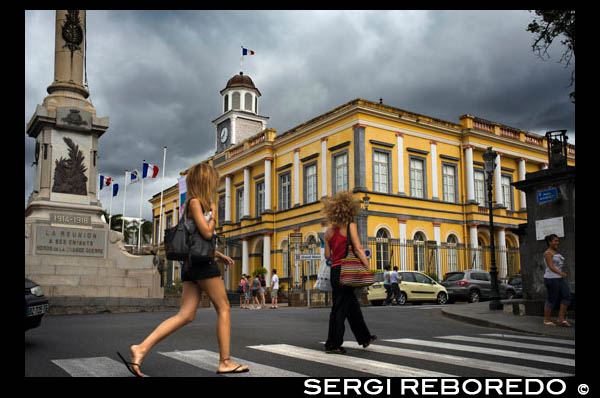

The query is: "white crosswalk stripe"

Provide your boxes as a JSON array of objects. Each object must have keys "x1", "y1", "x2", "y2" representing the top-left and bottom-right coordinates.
[
  {"x1": 51, "y1": 357, "x2": 135, "y2": 377},
  {"x1": 338, "y1": 342, "x2": 573, "y2": 377},
  {"x1": 481, "y1": 333, "x2": 575, "y2": 346},
  {"x1": 248, "y1": 344, "x2": 455, "y2": 377},
  {"x1": 50, "y1": 333, "x2": 575, "y2": 377},
  {"x1": 437, "y1": 335, "x2": 575, "y2": 355},
  {"x1": 384, "y1": 338, "x2": 575, "y2": 367},
  {"x1": 158, "y1": 349, "x2": 306, "y2": 377}
]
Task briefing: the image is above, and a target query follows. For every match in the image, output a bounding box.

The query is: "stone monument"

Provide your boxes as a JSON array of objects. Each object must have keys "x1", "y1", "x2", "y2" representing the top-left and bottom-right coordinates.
[
  {"x1": 25, "y1": 10, "x2": 163, "y2": 299},
  {"x1": 513, "y1": 130, "x2": 575, "y2": 316}
]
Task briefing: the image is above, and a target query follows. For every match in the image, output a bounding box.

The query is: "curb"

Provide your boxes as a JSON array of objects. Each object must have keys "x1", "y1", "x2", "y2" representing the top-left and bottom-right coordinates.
[{"x1": 441, "y1": 309, "x2": 539, "y2": 335}]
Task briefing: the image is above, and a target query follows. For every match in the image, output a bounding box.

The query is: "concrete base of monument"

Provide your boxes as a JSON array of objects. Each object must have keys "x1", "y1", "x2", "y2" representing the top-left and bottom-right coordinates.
[{"x1": 25, "y1": 224, "x2": 164, "y2": 299}]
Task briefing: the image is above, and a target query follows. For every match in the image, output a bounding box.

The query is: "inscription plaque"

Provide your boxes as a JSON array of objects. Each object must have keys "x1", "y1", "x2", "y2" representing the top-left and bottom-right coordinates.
[
  {"x1": 35, "y1": 226, "x2": 105, "y2": 257},
  {"x1": 50, "y1": 213, "x2": 91, "y2": 226}
]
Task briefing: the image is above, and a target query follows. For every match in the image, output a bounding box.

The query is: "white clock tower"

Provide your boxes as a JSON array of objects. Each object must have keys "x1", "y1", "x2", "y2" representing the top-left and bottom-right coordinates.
[{"x1": 213, "y1": 72, "x2": 269, "y2": 154}]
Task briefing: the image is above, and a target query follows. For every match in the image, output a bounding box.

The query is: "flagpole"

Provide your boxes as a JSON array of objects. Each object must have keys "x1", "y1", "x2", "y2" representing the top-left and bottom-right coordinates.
[
  {"x1": 159, "y1": 146, "x2": 167, "y2": 246},
  {"x1": 122, "y1": 170, "x2": 128, "y2": 236},
  {"x1": 109, "y1": 184, "x2": 114, "y2": 231},
  {"x1": 240, "y1": 46, "x2": 243, "y2": 73},
  {"x1": 138, "y1": 160, "x2": 145, "y2": 252}
]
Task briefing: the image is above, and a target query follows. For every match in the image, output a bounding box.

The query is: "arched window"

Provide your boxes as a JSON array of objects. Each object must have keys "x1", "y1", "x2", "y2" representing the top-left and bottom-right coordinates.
[
  {"x1": 244, "y1": 93, "x2": 253, "y2": 111},
  {"x1": 375, "y1": 229, "x2": 390, "y2": 271},
  {"x1": 281, "y1": 240, "x2": 289, "y2": 278},
  {"x1": 232, "y1": 92, "x2": 241, "y2": 109},
  {"x1": 413, "y1": 232, "x2": 426, "y2": 272},
  {"x1": 447, "y1": 234, "x2": 458, "y2": 272},
  {"x1": 224, "y1": 94, "x2": 229, "y2": 113},
  {"x1": 306, "y1": 235, "x2": 318, "y2": 275}
]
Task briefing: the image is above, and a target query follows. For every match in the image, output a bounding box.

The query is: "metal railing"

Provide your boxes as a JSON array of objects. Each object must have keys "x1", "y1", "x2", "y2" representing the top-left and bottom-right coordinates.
[{"x1": 366, "y1": 238, "x2": 520, "y2": 281}]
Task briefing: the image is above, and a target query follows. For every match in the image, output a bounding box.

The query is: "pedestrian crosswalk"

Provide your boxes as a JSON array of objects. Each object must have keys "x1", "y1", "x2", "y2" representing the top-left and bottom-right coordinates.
[{"x1": 50, "y1": 333, "x2": 575, "y2": 377}]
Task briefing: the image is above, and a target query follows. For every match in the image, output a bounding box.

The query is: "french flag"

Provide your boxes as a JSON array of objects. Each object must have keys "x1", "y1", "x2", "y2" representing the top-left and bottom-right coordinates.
[
  {"x1": 99, "y1": 175, "x2": 111, "y2": 190},
  {"x1": 129, "y1": 170, "x2": 139, "y2": 184},
  {"x1": 242, "y1": 47, "x2": 255, "y2": 56},
  {"x1": 143, "y1": 162, "x2": 159, "y2": 179}
]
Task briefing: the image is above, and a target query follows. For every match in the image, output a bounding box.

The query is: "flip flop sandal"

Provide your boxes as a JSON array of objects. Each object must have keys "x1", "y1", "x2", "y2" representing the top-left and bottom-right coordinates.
[
  {"x1": 558, "y1": 320, "x2": 572, "y2": 327},
  {"x1": 117, "y1": 351, "x2": 143, "y2": 377},
  {"x1": 543, "y1": 320, "x2": 556, "y2": 327},
  {"x1": 216, "y1": 358, "x2": 249, "y2": 374}
]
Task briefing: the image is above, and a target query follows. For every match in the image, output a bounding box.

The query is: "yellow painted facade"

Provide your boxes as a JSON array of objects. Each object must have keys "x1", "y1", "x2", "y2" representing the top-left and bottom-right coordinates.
[{"x1": 150, "y1": 98, "x2": 575, "y2": 291}]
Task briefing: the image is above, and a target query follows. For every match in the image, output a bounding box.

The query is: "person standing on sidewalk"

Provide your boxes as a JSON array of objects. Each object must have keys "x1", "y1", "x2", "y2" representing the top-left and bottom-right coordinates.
[
  {"x1": 383, "y1": 265, "x2": 393, "y2": 305},
  {"x1": 390, "y1": 266, "x2": 402, "y2": 305},
  {"x1": 542, "y1": 234, "x2": 572, "y2": 327},
  {"x1": 259, "y1": 274, "x2": 267, "y2": 309},
  {"x1": 322, "y1": 191, "x2": 376, "y2": 354},
  {"x1": 251, "y1": 274, "x2": 262, "y2": 309},
  {"x1": 117, "y1": 162, "x2": 249, "y2": 376},
  {"x1": 271, "y1": 269, "x2": 279, "y2": 309}
]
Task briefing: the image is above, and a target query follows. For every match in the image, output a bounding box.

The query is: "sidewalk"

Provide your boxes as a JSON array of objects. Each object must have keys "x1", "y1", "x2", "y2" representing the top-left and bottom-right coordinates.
[{"x1": 441, "y1": 301, "x2": 574, "y2": 340}]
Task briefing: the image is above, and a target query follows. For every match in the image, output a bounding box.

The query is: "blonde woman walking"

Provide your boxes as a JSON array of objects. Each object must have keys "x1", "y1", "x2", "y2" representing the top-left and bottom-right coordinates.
[
  {"x1": 118, "y1": 162, "x2": 249, "y2": 376},
  {"x1": 322, "y1": 191, "x2": 376, "y2": 354}
]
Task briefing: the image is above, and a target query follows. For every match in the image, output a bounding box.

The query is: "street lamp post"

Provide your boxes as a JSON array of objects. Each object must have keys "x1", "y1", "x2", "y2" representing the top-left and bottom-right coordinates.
[{"x1": 483, "y1": 147, "x2": 503, "y2": 310}]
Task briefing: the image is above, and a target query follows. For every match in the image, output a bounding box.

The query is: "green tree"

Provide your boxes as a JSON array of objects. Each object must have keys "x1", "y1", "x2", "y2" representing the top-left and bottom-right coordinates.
[{"x1": 527, "y1": 10, "x2": 575, "y2": 103}]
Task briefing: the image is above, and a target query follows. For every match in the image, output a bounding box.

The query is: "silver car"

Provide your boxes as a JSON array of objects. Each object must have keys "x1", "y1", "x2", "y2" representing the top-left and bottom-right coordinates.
[{"x1": 441, "y1": 270, "x2": 517, "y2": 303}]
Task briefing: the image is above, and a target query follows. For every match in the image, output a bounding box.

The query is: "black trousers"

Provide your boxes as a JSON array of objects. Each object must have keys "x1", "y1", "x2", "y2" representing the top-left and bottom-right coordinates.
[{"x1": 325, "y1": 265, "x2": 372, "y2": 349}]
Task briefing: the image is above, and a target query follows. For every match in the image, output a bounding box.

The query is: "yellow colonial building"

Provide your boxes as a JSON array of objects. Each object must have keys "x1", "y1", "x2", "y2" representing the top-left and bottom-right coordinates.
[{"x1": 149, "y1": 72, "x2": 575, "y2": 291}]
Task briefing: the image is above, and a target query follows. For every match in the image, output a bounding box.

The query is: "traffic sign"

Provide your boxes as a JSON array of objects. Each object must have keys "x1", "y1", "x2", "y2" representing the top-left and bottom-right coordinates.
[
  {"x1": 364, "y1": 248, "x2": 371, "y2": 259},
  {"x1": 289, "y1": 232, "x2": 303, "y2": 244},
  {"x1": 297, "y1": 254, "x2": 322, "y2": 261}
]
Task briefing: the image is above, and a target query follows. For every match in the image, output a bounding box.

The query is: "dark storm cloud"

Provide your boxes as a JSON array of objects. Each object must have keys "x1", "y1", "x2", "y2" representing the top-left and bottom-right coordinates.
[{"x1": 25, "y1": 10, "x2": 575, "y2": 221}]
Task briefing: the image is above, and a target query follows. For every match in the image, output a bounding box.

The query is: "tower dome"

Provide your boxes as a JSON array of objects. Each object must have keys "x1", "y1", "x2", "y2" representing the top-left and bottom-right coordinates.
[{"x1": 221, "y1": 72, "x2": 261, "y2": 96}]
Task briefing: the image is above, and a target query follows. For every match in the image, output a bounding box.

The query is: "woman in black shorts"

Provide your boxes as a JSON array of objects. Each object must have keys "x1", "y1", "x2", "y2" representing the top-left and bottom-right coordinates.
[{"x1": 118, "y1": 162, "x2": 249, "y2": 376}]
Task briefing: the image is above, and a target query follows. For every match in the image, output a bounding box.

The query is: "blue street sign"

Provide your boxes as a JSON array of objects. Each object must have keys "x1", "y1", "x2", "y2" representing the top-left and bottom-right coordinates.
[
  {"x1": 364, "y1": 248, "x2": 371, "y2": 259},
  {"x1": 537, "y1": 188, "x2": 559, "y2": 204}
]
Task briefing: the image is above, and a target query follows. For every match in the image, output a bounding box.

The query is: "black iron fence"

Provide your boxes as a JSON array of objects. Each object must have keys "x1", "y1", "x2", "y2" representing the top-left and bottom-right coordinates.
[{"x1": 366, "y1": 238, "x2": 520, "y2": 281}]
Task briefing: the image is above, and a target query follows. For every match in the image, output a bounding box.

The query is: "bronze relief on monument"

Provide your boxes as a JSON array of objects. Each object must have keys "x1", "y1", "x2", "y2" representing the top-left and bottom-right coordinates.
[
  {"x1": 62, "y1": 10, "x2": 83, "y2": 56},
  {"x1": 52, "y1": 137, "x2": 88, "y2": 196}
]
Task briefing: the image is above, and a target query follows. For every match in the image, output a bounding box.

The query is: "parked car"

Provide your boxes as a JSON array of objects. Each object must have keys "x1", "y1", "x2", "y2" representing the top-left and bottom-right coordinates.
[
  {"x1": 25, "y1": 278, "x2": 49, "y2": 331},
  {"x1": 506, "y1": 274, "x2": 523, "y2": 298},
  {"x1": 367, "y1": 271, "x2": 449, "y2": 306},
  {"x1": 441, "y1": 270, "x2": 517, "y2": 303}
]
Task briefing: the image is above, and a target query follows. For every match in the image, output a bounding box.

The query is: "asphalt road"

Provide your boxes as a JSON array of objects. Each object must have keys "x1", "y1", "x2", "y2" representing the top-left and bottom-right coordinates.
[{"x1": 25, "y1": 303, "x2": 575, "y2": 378}]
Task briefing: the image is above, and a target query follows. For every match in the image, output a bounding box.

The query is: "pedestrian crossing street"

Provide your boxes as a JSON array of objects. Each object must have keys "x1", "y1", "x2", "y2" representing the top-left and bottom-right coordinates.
[{"x1": 51, "y1": 332, "x2": 575, "y2": 377}]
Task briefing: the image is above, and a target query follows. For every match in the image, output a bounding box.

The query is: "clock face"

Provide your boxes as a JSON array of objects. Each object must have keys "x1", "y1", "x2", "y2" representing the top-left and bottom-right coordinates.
[{"x1": 220, "y1": 127, "x2": 229, "y2": 143}]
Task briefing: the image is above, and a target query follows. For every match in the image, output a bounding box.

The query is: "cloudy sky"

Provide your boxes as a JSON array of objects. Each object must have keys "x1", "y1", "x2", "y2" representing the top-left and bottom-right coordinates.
[{"x1": 25, "y1": 10, "x2": 575, "y2": 221}]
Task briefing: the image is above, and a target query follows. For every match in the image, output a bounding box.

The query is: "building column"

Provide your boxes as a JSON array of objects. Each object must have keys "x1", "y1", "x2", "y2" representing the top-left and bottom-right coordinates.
[
  {"x1": 494, "y1": 152, "x2": 503, "y2": 207},
  {"x1": 518, "y1": 158, "x2": 527, "y2": 211},
  {"x1": 263, "y1": 232, "x2": 272, "y2": 285},
  {"x1": 294, "y1": 148, "x2": 300, "y2": 206},
  {"x1": 243, "y1": 167, "x2": 250, "y2": 217},
  {"x1": 398, "y1": 218, "x2": 407, "y2": 270},
  {"x1": 433, "y1": 222, "x2": 441, "y2": 278},
  {"x1": 468, "y1": 223, "x2": 480, "y2": 269},
  {"x1": 231, "y1": 116, "x2": 237, "y2": 145},
  {"x1": 464, "y1": 145, "x2": 476, "y2": 204},
  {"x1": 397, "y1": 133, "x2": 405, "y2": 195},
  {"x1": 242, "y1": 237, "x2": 249, "y2": 276},
  {"x1": 321, "y1": 137, "x2": 328, "y2": 198},
  {"x1": 430, "y1": 141, "x2": 439, "y2": 200},
  {"x1": 497, "y1": 227, "x2": 507, "y2": 278},
  {"x1": 264, "y1": 157, "x2": 272, "y2": 211},
  {"x1": 225, "y1": 174, "x2": 232, "y2": 222}
]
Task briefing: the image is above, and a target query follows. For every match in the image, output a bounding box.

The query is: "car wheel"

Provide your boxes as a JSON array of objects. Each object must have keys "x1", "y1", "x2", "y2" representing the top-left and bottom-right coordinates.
[
  {"x1": 469, "y1": 289, "x2": 481, "y2": 303},
  {"x1": 437, "y1": 292, "x2": 448, "y2": 305},
  {"x1": 397, "y1": 292, "x2": 407, "y2": 306}
]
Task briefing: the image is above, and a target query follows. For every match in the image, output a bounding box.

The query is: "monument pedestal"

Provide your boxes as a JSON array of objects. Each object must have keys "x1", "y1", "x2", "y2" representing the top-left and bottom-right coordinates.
[{"x1": 25, "y1": 10, "x2": 163, "y2": 300}]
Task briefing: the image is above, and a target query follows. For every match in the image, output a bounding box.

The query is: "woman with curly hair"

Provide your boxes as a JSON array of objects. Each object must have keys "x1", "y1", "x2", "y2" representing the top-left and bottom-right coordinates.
[{"x1": 322, "y1": 191, "x2": 376, "y2": 354}]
